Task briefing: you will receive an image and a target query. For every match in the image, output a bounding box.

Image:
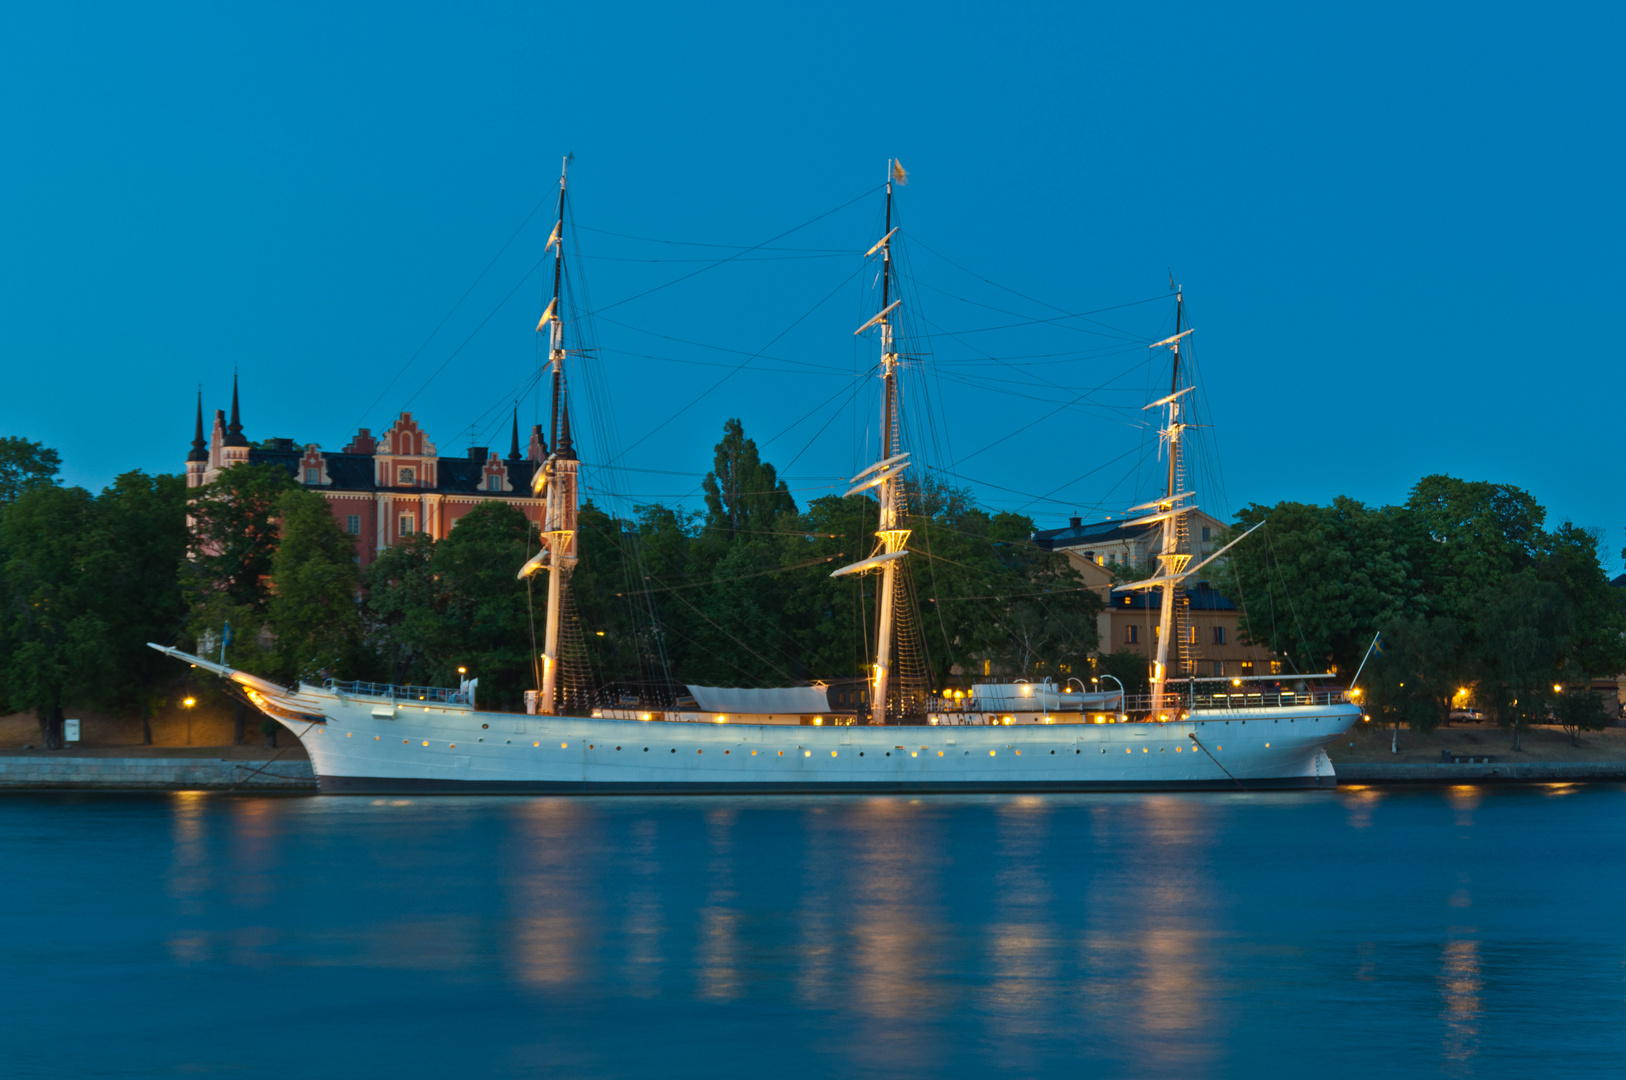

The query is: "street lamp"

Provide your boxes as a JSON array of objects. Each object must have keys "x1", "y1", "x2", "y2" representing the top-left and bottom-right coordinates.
[{"x1": 182, "y1": 696, "x2": 196, "y2": 746}]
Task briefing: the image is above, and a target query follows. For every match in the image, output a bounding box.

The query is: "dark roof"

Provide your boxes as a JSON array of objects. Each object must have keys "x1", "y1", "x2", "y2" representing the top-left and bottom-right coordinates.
[
  {"x1": 1110, "y1": 581, "x2": 1237, "y2": 611},
  {"x1": 247, "y1": 448, "x2": 538, "y2": 498},
  {"x1": 1033, "y1": 518, "x2": 1153, "y2": 551}
]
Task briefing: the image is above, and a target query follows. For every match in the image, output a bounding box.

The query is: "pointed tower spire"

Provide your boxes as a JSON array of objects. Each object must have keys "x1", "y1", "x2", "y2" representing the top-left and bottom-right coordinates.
[
  {"x1": 223, "y1": 369, "x2": 248, "y2": 447},
  {"x1": 555, "y1": 398, "x2": 575, "y2": 459},
  {"x1": 507, "y1": 406, "x2": 522, "y2": 461},
  {"x1": 187, "y1": 387, "x2": 208, "y2": 462}
]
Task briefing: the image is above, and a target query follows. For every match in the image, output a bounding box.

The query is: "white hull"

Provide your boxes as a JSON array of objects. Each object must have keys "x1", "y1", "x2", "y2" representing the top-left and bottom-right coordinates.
[{"x1": 266, "y1": 682, "x2": 1358, "y2": 794}]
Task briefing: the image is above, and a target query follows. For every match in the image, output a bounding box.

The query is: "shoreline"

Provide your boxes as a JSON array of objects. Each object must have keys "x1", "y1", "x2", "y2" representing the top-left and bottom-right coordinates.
[{"x1": 3, "y1": 750, "x2": 1624, "y2": 792}]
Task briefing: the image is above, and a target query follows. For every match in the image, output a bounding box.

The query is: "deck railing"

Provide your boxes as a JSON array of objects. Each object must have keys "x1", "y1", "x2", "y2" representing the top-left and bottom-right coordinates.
[
  {"x1": 323, "y1": 679, "x2": 470, "y2": 704},
  {"x1": 928, "y1": 687, "x2": 1352, "y2": 718}
]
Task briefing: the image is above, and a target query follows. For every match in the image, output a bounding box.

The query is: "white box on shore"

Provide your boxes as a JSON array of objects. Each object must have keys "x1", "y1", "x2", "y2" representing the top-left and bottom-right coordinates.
[{"x1": 64, "y1": 719, "x2": 80, "y2": 742}]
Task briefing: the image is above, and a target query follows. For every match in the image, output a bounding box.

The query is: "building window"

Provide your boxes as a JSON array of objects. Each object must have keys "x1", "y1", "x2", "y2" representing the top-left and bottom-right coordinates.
[
  {"x1": 346, "y1": 515, "x2": 360, "y2": 535},
  {"x1": 1213, "y1": 660, "x2": 1223, "y2": 676},
  {"x1": 400, "y1": 515, "x2": 415, "y2": 536},
  {"x1": 1201, "y1": 526, "x2": 1211, "y2": 541},
  {"x1": 486, "y1": 474, "x2": 502, "y2": 492},
  {"x1": 1270, "y1": 660, "x2": 1283, "y2": 675},
  {"x1": 1125, "y1": 625, "x2": 1139, "y2": 645},
  {"x1": 1212, "y1": 626, "x2": 1226, "y2": 645},
  {"x1": 304, "y1": 467, "x2": 320, "y2": 484},
  {"x1": 398, "y1": 466, "x2": 416, "y2": 485},
  {"x1": 1241, "y1": 661, "x2": 1254, "y2": 676}
]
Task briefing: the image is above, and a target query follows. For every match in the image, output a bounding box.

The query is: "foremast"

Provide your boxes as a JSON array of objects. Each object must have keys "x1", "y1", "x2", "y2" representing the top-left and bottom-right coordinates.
[
  {"x1": 534, "y1": 156, "x2": 579, "y2": 715},
  {"x1": 832, "y1": 160, "x2": 912, "y2": 723}
]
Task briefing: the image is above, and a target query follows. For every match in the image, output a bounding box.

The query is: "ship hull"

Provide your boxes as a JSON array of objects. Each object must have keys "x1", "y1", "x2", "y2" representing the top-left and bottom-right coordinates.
[{"x1": 271, "y1": 685, "x2": 1359, "y2": 795}]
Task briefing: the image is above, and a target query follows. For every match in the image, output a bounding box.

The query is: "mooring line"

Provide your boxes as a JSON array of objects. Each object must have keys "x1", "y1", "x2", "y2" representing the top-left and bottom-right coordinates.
[{"x1": 1188, "y1": 732, "x2": 1248, "y2": 793}]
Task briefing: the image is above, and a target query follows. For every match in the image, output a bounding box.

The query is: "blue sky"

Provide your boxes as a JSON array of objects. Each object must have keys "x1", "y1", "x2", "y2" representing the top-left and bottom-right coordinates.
[{"x1": 3, "y1": 2, "x2": 1621, "y2": 570}]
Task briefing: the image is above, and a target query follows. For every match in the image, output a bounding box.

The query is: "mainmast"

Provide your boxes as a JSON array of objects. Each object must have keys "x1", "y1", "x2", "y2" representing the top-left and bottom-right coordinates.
[
  {"x1": 831, "y1": 160, "x2": 911, "y2": 723},
  {"x1": 534, "y1": 156, "x2": 579, "y2": 715},
  {"x1": 1148, "y1": 288, "x2": 1192, "y2": 715}
]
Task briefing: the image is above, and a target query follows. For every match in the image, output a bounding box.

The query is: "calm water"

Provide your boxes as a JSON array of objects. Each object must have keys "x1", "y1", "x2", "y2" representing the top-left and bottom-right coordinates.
[{"x1": 2, "y1": 786, "x2": 1623, "y2": 1078}]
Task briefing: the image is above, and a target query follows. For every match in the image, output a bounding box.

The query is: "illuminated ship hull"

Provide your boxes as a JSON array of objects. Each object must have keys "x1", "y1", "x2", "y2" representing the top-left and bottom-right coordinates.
[{"x1": 153, "y1": 648, "x2": 1358, "y2": 794}]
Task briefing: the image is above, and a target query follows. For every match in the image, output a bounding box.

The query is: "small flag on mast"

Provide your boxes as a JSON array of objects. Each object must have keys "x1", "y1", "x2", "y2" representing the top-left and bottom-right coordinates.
[
  {"x1": 545, "y1": 222, "x2": 561, "y2": 252},
  {"x1": 535, "y1": 297, "x2": 558, "y2": 332},
  {"x1": 891, "y1": 159, "x2": 908, "y2": 185}
]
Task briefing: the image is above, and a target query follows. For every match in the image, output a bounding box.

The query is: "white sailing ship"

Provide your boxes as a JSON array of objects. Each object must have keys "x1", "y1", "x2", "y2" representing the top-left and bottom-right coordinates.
[{"x1": 154, "y1": 161, "x2": 1359, "y2": 793}]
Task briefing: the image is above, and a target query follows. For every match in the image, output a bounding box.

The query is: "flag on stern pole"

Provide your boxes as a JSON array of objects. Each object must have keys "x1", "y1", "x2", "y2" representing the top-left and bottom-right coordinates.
[{"x1": 891, "y1": 159, "x2": 908, "y2": 185}]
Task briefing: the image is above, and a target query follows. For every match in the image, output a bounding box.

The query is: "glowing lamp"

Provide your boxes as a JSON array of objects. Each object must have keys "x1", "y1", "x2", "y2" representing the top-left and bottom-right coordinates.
[{"x1": 182, "y1": 697, "x2": 196, "y2": 708}]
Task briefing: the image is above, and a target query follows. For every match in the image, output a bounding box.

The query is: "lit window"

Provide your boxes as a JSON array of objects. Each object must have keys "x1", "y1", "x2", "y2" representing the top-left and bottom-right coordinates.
[
  {"x1": 1212, "y1": 626, "x2": 1226, "y2": 645},
  {"x1": 1241, "y1": 661, "x2": 1254, "y2": 675},
  {"x1": 304, "y1": 467, "x2": 320, "y2": 484},
  {"x1": 400, "y1": 515, "x2": 415, "y2": 536},
  {"x1": 346, "y1": 515, "x2": 360, "y2": 535},
  {"x1": 1125, "y1": 625, "x2": 1138, "y2": 645},
  {"x1": 1270, "y1": 660, "x2": 1283, "y2": 675}
]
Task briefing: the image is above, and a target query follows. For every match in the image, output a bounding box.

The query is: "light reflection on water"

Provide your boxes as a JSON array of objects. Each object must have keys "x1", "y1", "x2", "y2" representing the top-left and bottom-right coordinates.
[{"x1": 4, "y1": 785, "x2": 1626, "y2": 1079}]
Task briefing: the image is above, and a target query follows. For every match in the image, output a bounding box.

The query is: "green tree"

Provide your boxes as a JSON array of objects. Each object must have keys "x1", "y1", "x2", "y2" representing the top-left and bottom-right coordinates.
[
  {"x1": 364, "y1": 532, "x2": 441, "y2": 685},
  {"x1": 1364, "y1": 616, "x2": 1463, "y2": 750},
  {"x1": 701, "y1": 418, "x2": 796, "y2": 538},
  {"x1": 186, "y1": 462, "x2": 293, "y2": 610},
  {"x1": 1554, "y1": 686, "x2": 1611, "y2": 747},
  {"x1": 1228, "y1": 497, "x2": 1422, "y2": 676},
  {"x1": 1404, "y1": 475, "x2": 1546, "y2": 622},
  {"x1": 0, "y1": 437, "x2": 62, "y2": 504},
  {"x1": 1471, "y1": 572, "x2": 1569, "y2": 752},
  {"x1": 0, "y1": 485, "x2": 105, "y2": 748},
  {"x1": 267, "y1": 488, "x2": 361, "y2": 681},
  {"x1": 78, "y1": 471, "x2": 190, "y2": 743}
]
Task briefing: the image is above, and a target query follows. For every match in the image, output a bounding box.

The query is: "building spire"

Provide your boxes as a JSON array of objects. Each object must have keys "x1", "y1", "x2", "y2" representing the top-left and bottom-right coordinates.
[
  {"x1": 556, "y1": 398, "x2": 575, "y2": 459},
  {"x1": 187, "y1": 386, "x2": 208, "y2": 462},
  {"x1": 223, "y1": 369, "x2": 248, "y2": 447},
  {"x1": 507, "y1": 405, "x2": 522, "y2": 461}
]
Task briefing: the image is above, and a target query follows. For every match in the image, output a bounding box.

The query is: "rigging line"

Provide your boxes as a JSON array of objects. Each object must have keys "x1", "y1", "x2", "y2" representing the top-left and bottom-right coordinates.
[
  {"x1": 580, "y1": 252, "x2": 849, "y2": 263},
  {"x1": 593, "y1": 185, "x2": 881, "y2": 315},
  {"x1": 1264, "y1": 522, "x2": 1314, "y2": 673},
  {"x1": 1013, "y1": 443, "x2": 1145, "y2": 513},
  {"x1": 354, "y1": 191, "x2": 553, "y2": 433},
  {"x1": 392, "y1": 250, "x2": 553, "y2": 417},
  {"x1": 914, "y1": 279, "x2": 1148, "y2": 344},
  {"x1": 599, "y1": 348, "x2": 859, "y2": 377},
  {"x1": 778, "y1": 376, "x2": 872, "y2": 475},
  {"x1": 594, "y1": 314, "x2": 850, "y2": 369},
  {"x1": 604, "y1": 264, "x2": 868, "y2": 468},
  {"x1": 1187, "y1": 731, "x2": 1249, "y2": 792},
  {"x1": 911, "y1": 230, "x2": 1159, "y2": 321},
  {"x1": 618, "y1": 555, "x2": 842, "y2": 595},
  {"x1": 573, "y1": 223, "x2": 850, "y2": 252},
  {"x1": 918, "y1": 293, "x2": 1176, "y2": 339}
]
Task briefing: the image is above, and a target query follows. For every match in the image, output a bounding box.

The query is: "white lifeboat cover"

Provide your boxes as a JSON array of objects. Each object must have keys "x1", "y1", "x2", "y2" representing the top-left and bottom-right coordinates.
[{"x1": 685, "y1": 684, "x2": 832, "y2": 715}]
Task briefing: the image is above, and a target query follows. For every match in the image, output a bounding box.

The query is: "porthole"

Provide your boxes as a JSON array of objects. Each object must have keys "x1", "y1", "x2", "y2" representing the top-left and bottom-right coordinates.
[
  {"x1": 482, "y1": 724, "x2": 489, "y2": 729},
  {"x1": 859, "y1": 752, "x2": 864, "y2": 757},
  {"x1": 616, "y1": 746, "x2": 621, "y2": 750},
  {"x1": 670, "y1": 748, "x2": 675, "y2": 753},
  {"x1": 885, "y1": 752, "x2": 891, "y2": 757},
  {"x1": 1050, "y1": 750, "x2": 1055, "y2": 755},
  {"x1": 643, "y1": 747, "x2": 648, "y2": 752}
]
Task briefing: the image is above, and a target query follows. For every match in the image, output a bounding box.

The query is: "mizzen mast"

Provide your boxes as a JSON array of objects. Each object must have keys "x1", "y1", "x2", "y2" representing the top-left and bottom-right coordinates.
[
  {"x1": 533, "y1": 155, "x2": 579, "y2": 715},
  {"x1": 831, "y1": 159, "x2": 912, "y2": 723},
  {"x1": 1147, "y1": 287, "x2": 1192, "y2": 715}
]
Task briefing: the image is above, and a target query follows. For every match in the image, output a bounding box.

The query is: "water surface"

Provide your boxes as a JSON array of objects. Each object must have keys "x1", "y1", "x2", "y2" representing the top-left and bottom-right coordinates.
[{"x1": 2, "y1": 785, "x2": 1622, "y2": 1077}]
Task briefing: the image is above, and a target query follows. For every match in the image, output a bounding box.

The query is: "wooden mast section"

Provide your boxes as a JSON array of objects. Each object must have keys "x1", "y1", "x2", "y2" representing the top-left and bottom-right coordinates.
[
  {"x1": 832, "y1": 161, "x2": 910, "y2": 723},
  {"x1": 536, "y1": 156, "x2": 578, "y2": 715},
  {"x1": 1148, "y1": 289, "x2": 1189, "y2": 714}
]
